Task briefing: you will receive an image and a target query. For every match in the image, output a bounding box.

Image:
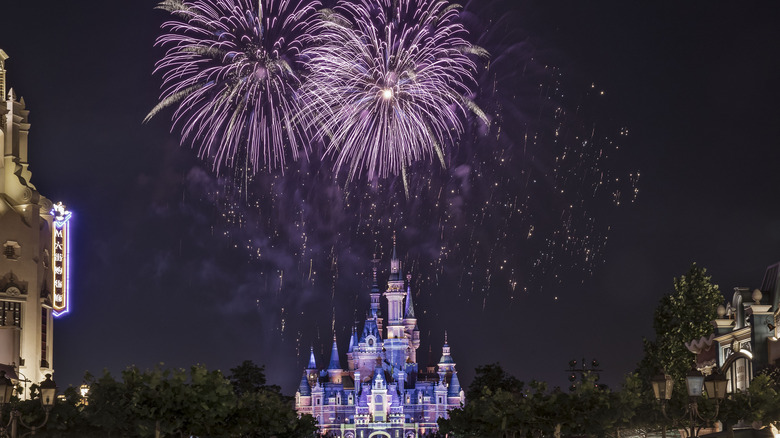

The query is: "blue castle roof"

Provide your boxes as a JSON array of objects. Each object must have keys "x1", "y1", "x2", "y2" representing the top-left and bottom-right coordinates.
[
  {"x1": 328, "y1": 336, "x2": 342, "y2": 370},
  {"x1": 307, "y1": 346, "x2": 317, "y2": 369},
  {"x1": 448, "y1": 373, "x2": 461, "y2": 397},
  {"x1": 298, "y1": 373, "x2": 311, "y2": 396}
]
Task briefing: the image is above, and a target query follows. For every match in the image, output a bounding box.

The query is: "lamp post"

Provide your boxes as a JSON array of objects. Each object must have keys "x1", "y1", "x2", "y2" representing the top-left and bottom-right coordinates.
[
  {"x1": 0, "y1": 372, "x2": 57, "y2": 438},
  {"x1": 651, "y1": 367, "x2": 728, "y2": 438}
]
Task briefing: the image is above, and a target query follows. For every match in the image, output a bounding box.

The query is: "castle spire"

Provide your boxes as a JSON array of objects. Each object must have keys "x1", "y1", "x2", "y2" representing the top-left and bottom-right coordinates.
[
  {"x1": 307, "y1": 346, "x2": 317, "y2": 370},
  {"x1": 347, "y1": 325, "x2": 357, "y2": 353},
  {"x1": 448, "y1": 372, "x2": 461, "y2": 397},
  {"x1": 389, "y1": 233, "x2": 401, "y2": 281},
  {"x1": 327, "y1": 335, "x2": 341, "y2": 370},
  {"x1": 371, "y1": 254, "x2": 380, "y2": 292},
  {"x1": 439, "y1": 331, "x2": 454, "y2": 366},
  {"x1": 298, "y1": 372, "x2": 311, "y2": 396},
  {"x1": 404, "y1": 273, "x2": 416, "y2": 319}
]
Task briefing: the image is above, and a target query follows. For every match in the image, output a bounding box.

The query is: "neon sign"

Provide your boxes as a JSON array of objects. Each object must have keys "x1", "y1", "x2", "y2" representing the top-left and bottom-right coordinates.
[{"x1": 51, "y1": 202, "x2": 71, "y2": 317}]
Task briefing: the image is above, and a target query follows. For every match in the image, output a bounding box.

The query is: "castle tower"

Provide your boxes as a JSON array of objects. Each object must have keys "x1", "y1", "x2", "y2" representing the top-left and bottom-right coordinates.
[
  {"x1": 384, "y1": 238, "x2": 409, "y2": 370},
  {"x1": 346, "y1": 325, "x2": 358, "y2": 370},
  {"x1": 0, "y1": 51, "x2": 70, "y2": 398},
  {"x1": 369, "y1": 256, "x2": 383, "y2": 333},
  {"x1": 403, "y1": 274, "x2": 420, "y2": 364},
  {"x1": 437, "y1": 331, "x2": 457, "y2": 381},
  {"x1": 305, "y1": 346, "x2": 318, "y2": 386}
]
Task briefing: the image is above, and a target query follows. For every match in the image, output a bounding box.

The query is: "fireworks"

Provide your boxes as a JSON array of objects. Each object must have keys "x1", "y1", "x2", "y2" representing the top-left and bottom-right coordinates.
[
  {"x1": 146, "y1": 0, "x2": 320, "y2": 174},
  {"x1": 301, "y1": 0, "x2": 488, "y2": 181},
  {"x1": 147, "y1": 0, "x2": 639, "y2": 329}
]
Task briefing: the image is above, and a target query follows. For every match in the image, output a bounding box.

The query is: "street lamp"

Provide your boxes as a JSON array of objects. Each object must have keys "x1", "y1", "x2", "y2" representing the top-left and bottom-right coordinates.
[
  {"x1": 652, "y1": 367, "x2": 728, "y2": 438},
  {"x1": 651, "y1": 372, "x2": 673, "y2": 401},
  {"x1": 38, "y1": 375, "x2": 56, "y2": 410},
  {"x1": 0, "y1": 372, "x2": 13, "y2": 405},
  {"x1": 0, "y1": 373, "x2": 57, "y2": 437}
]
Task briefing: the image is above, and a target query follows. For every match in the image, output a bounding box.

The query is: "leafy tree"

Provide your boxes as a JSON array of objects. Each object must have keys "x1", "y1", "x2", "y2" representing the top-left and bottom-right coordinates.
[
  {"x1": 229, "y1": 360, "x2": 268, "y2": 396},
  {"x1": 64, "y1": 361, "x2": 315, "y2": 437},
  {"x1": 82, "y1": 370, "x2": 137, "y2": 436},
  {"x1": 465, "y1": 362, "x2": 523, "y2": 400},
  {"x1": 638, "y1": 263, "x2": 723, "y2": 384},
  {"x1": 226, "y1": 361, "x2": 316, "y2": 438},
  {"x1": 632, "y1": 263, "x2": 723, "y2": 435},
  {"x1": 440, "y1": 364, "x2": 645, "y2": 438}
]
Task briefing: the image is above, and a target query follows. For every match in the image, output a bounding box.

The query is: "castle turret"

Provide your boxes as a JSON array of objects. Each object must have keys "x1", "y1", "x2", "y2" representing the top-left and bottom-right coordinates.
[
  {"x1": 437, "y1": 331, "x2": 456, "y2": 381},
  {"x1": 327, "y1": 335, "x2": 343, "y2": 384},
  {"x1": 384, "y1": 237, "x2": 408, "y2": 370},
  {"x1": 446, "y1": 370, "x2": 464, "y2": 409},
  {"x1": 306, "y1": 346, "x2": 318, "y2": 386},
  {"x1": 403, "y1": 274, "x2": 420, "y2": 363},
  {"x1": 346, "y1": 325, "x2": 358, "y2": 370}
]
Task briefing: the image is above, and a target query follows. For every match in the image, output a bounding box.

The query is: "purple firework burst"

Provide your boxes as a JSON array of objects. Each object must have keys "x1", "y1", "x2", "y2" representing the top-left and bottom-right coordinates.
[
  {"x1": 147, "y1": 0, "x2": 320, "y2": 174},
  {"x1": 302, "y1": 0, "x2": 488, "y2": 182}
]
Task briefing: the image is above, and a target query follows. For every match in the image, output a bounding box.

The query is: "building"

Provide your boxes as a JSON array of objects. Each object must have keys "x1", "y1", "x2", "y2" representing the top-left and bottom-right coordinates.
[
  {"x1": 686, "y1": 261, "x2": 780, "y2": 392},
  {"x1": 0, "y1": 50, "x2": 71, "y2": 398},
  {"x1": 295, "y1": 245, "x2": 464, "y2": 438}
]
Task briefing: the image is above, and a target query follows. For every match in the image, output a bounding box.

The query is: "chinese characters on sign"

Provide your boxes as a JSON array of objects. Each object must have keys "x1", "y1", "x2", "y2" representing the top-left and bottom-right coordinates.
[{"x1": 51, "y1": 202, "x2": 71, "y2": 317}]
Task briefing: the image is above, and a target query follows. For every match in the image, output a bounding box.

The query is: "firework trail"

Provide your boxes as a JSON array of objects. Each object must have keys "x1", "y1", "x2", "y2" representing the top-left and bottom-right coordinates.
[
  {"x1": 195, "y1": 0, "x2": 638, "y2": 312},
  {"x1": 151, "y1": 0, "x2": 639, "y2": 350},
  {"x1": 301, "y1": 0, "x2": 488, "y2": 183},
  {"x1": 146, "y1": 0, "x2": 320, "y2": 174}
]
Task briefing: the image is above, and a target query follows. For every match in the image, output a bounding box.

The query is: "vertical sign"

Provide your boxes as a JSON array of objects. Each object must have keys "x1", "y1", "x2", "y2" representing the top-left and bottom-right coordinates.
[{"x1": 51, "y1": 202, "x2": 71, "y2": 317}]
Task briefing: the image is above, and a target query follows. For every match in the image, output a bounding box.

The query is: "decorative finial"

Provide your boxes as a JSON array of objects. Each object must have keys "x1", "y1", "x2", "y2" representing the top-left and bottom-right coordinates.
[
  {"x1": 752, "y1": 289, "x2": 763, "y2": 304},
  {"x1": 444, "y1": 330, "x2": 448, "y2": 345},
  {"x1": 371, "y1": 254, "x2": 379, "y2": 284}
]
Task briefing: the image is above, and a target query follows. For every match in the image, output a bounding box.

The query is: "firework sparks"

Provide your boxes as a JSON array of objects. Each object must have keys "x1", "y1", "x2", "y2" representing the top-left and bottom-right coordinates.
[
  {"x1": 146, "y1": 0, "x2": 320, "y2": 174},
  {"x1": 301, "y1": 0, "x2": 488, "y2": 181}
]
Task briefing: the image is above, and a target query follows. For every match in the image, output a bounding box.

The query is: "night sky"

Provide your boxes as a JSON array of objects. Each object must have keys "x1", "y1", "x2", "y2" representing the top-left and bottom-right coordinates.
[{"x1": 1, "y1": 1, "x2": 780, "y2": 395}]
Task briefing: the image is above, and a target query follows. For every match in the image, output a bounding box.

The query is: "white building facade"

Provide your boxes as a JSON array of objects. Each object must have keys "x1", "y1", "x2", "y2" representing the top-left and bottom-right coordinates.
[{"x1": 0, "y1": 50, "x2": 71, "y2": 397}]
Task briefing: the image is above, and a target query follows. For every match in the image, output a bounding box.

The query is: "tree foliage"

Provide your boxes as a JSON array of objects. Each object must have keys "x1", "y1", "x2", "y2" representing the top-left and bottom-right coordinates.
[
  {"x1": 638, "y1": 263, "x2": 723, "y2": 384},
  {"x1": 14, "y1": 362, "x2": 316, "y2": 438},
  {"x1": 439, "y1": 364, "x2": 645, "y2": 438}
]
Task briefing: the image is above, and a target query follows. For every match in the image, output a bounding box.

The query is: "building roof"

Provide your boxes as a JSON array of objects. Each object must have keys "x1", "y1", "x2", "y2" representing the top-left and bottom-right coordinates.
[
  {"x1": 439, "y1": 332, "x2": 455, "y2": 364},
  {"x1": 298, "y1": 372, "x2": 311, "y2": 396},
  {"x1": 404, "y1": 280, "x2": 416, "y2": 319},
  {"x1": 328, "y1": 336, "x2": 342, "y2": 370},
  {"x1": 307, "y1": 346, "x2": 317, "y2": 369},
  {"x1": 448, "y1": 372, "x2": 461, "y2": 397},
  {"x1": 347, "y1": 326, "x2": 357, "y2": 353},
  {"x1": 361, "y1": 318, "x2": 382, "y2": 343}
]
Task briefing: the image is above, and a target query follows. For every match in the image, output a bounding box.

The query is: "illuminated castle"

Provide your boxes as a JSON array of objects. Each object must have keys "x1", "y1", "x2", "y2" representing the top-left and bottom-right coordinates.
[
  {"x1": 0, "y1": 50, "x2": 71, "y2": 398},
  {"x1": 295, "y1": 245, "x2": 464, "y2": 438}
]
